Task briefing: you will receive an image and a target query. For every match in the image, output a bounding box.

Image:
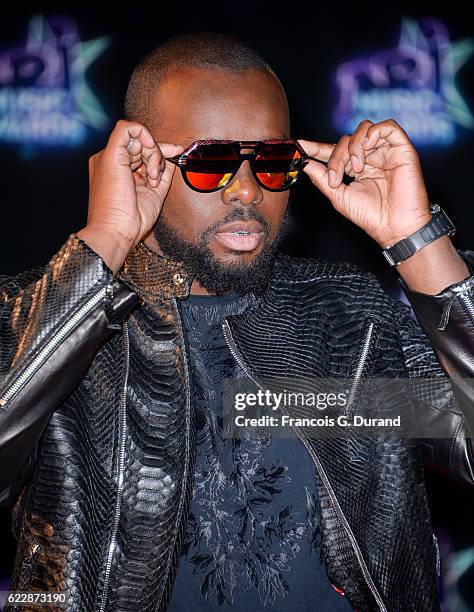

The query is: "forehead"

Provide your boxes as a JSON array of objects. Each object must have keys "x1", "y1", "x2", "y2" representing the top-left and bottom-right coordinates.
[{"x1": 155, "y1": 66, "x2": 290, "y2": 144}]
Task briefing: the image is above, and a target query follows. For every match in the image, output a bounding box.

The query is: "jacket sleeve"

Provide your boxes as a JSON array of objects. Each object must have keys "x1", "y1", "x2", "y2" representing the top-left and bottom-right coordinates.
[
  {"x1": 393, "y1": 248, "x2": 474, "y2": 486},
  {"x1": 0, "y1": 232, "x2": 141, "y2": 507}
]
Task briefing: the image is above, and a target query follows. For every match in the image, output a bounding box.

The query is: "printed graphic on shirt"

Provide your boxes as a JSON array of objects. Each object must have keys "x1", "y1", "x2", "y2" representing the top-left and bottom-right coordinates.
[{"x1": 170, "y1": 294, "x2": 350, "y2": 610}]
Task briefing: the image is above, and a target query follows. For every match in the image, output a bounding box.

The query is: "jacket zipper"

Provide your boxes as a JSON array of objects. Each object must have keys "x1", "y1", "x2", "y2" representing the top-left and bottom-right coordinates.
[
  {"x1": 156, "y1": 297, "x2": 192, "y2": 611},
  {"x1": 221, "y1": 318, "x2": 387, "y2": 612},
  {"x1": 98, "y1": 318, "x2": 130, "y2": 612},
  {"x1": 433, "y1": 533, "x2": 440, "y2": 577},
  {"x1": 437, "y1": 279, "x2": 474, "y2": 331},
  {"x1": 452, "y1": 282, "x2": 474, "y2": 325},
  {"x1": 345, "y1": 321, "x2": 375, "y2": 413},
  {"x1": 0, "y1": 283, "x2": 112, "y2": 408}
]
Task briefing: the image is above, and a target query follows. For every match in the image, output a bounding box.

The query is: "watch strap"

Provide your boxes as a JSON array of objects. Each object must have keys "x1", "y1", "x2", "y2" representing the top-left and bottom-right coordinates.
[{"x1": 382, "y1": 204, "x2": 456, "y2": 267}]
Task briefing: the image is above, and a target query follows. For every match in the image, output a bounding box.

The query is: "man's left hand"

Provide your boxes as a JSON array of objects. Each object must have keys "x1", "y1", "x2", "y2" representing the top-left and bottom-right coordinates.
[
  {"x1": 297, "y1": 118, "x2": 471, "y2": 294},
  {"x1": 298, "y1": 118, "x2": 432, "y2": 248}
]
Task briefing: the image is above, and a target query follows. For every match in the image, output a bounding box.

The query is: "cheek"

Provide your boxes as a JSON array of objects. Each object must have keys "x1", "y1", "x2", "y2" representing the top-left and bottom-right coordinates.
[
  {"x1": 161, "y1": 172, "x2": 221, "y2": 240},
  {"x1": 262, "y1": 195, "x2": 289, "y2": 237}
]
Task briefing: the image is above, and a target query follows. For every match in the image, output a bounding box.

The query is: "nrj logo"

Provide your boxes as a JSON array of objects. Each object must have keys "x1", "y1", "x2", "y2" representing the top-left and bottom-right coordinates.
[
  {"x1": 333, "y1": 17, "x2": 474, "y2": 145},
  {"x1": 0, "y1": 14, "x2": 111, "y2": 148}
]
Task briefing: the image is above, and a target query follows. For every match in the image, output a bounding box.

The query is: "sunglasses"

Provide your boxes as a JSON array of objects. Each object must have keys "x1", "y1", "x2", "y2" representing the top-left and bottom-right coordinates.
[{"x1": 167, "y1": 139, "x2": 309, "y2": 193}]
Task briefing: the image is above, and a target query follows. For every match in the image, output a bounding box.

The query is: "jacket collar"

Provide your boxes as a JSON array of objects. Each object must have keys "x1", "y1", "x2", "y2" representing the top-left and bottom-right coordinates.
[
  {"x1": 116, "y1": 238, "x2": 293, "y2": 306},
  {"x1": 117, "y1": 239, "x2": 193, "y2": 301}
]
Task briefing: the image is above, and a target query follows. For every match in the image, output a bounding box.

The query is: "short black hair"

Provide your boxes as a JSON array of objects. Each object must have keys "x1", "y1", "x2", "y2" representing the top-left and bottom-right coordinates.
[{"x1": 123, "y1": 31, "x2": 286, "y2": 129}]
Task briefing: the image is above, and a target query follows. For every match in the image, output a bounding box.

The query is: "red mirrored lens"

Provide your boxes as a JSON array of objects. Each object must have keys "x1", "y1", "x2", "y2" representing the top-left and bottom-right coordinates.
[
  {"x1": 185, "y1": 143, "x2": 238, "y2": 190},
  {"x1": 254, "y1": 144, "x2": 302, "y2": 189}
]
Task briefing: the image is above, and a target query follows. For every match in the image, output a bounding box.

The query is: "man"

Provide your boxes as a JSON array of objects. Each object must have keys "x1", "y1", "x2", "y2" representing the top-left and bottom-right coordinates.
[{"x1": 0, "y1": 31, "x2": 473, "y2": 612}]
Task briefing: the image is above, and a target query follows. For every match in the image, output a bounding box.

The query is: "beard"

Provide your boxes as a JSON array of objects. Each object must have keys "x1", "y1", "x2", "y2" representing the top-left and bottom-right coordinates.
[{"x1": 153, "y1": 198, "x2": 291, "y2": 296}]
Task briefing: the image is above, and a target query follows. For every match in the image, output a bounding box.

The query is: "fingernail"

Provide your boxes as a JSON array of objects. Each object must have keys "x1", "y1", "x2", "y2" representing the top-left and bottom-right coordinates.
[
  {"x1": 329, "y1": 170, "x2": 338, "y2": 187},
  {"x1": 351, "y1": 155, "x2": 360, "y2": 171}
]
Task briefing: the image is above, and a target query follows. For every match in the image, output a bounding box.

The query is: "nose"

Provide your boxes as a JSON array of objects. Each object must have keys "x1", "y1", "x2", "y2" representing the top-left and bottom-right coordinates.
[{"x1": 221, "y1": 160, "x2": 263, "y2": 206}]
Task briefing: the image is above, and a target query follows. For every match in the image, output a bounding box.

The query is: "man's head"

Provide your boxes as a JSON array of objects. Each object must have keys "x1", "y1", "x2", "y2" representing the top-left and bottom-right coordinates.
[{"x1": 124, "y1": 32, "x2": 291, "y2": 296}]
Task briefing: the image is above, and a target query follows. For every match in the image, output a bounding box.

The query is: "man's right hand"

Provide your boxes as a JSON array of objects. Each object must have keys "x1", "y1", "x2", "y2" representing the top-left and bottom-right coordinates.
[{"x1": 77, "y1": 120, "x2": 184, "y2": 274}]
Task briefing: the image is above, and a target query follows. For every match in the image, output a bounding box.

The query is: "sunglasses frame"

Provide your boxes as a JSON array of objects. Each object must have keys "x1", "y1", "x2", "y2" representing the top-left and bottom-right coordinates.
[{"x1": 167, "y1": 138, "x2": 310, "y2": 193}]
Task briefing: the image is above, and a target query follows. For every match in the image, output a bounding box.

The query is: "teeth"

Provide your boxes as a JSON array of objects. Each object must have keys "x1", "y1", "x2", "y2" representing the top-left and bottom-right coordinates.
[{"x1": 232, "y1": 231, "x2": 251, "y2": 235}]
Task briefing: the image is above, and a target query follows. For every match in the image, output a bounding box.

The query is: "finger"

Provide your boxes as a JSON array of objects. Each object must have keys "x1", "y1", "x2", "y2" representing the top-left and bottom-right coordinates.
[
  {"x1": 140, "y1": 146, "x2": 160, "y2": 179},
  {"x1": 144, "y1": 145, "x2": 181, "y2": 190},
  {"x1": 132, "y1": 164, "x2": 147, "y2": 186},
  {"x1": 362, "y1": 119, "x2": 409, "y2": 151},
  {"x1": 348, "y1": 120, "x2": 374, "y2": 173},
  {"x1": 107, "y1": 121, "x2": 183, "y2": 179},
  {"x1": 327, "y1": 135, "x2": 351, "y2": 188},
  {"x1": 149, "y1": 158, "x2": 178, "y2": 196},
  {"x1": 110, "y1": 120, "x2": 157, "y2": 155},
  {"x1": 145, "y1": 142, "x2": 184, "y2": 180},
  {"x1": 344, "y1": 159, "x2": 355, "y2": 177},
  {"x1": 130, "y1": 155, "x2": 143, "y2": 172},
  {"x1": 132, "y1": 141, "x2": 183, "y2": 180},
  {"x1": 302, "y1": 158, "x2": 347, "y2": 202},
  {"x1": 158, "y1": 142, "x2": 185, "y2": 160},
  {"x1": 126, "y1": 138, "x2": 142, "y2": 157},
  {"x1": 297, "y1": 139, "x2": 336, "y2": 162}
]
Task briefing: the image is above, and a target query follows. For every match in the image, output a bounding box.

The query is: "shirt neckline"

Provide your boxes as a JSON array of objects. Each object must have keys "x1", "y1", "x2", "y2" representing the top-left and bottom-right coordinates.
[{"x1": 180, "y1": 292, "x2": 247, "y2": 305}]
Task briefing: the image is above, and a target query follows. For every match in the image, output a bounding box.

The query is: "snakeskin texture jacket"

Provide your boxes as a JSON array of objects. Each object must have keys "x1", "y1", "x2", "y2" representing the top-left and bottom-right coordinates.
[{"x1": 1, "y1": 232, "x2": 474, "y2": 612}]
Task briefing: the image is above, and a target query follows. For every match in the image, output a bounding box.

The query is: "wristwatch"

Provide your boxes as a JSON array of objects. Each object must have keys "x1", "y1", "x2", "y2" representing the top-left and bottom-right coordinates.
[{"x1": 381, "y1": 204, "x2": 456, "y2": 267}]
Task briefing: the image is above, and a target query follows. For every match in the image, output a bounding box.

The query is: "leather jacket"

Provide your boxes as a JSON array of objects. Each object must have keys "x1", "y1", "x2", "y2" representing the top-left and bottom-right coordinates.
[{"x1": 1, "y1": 232, "x2": 474, "y2": 611}]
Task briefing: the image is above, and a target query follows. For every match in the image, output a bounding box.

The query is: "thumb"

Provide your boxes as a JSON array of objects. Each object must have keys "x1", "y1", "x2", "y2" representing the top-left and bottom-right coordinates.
[
  {"x1": 153, "y1": 155, "x2": 179, "y2": 202},
  {"x1": 148, "y1": 142, "x2": 184, "y2": 200},
  {"x1": 157, "y1": 142, "x2": 185, "y2": 159},
  {"x1": 151, "y1": 142, "x2": 185, "y2": 202},
  {"x1": 303, "y1": 159, "x2": 344, "y2": 204}
]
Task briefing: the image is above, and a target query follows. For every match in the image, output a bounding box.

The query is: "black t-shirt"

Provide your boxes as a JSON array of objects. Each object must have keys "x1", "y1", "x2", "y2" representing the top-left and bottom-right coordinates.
[{"x1": 167, "y1": 291, "x2": 352, "y2": 611}]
